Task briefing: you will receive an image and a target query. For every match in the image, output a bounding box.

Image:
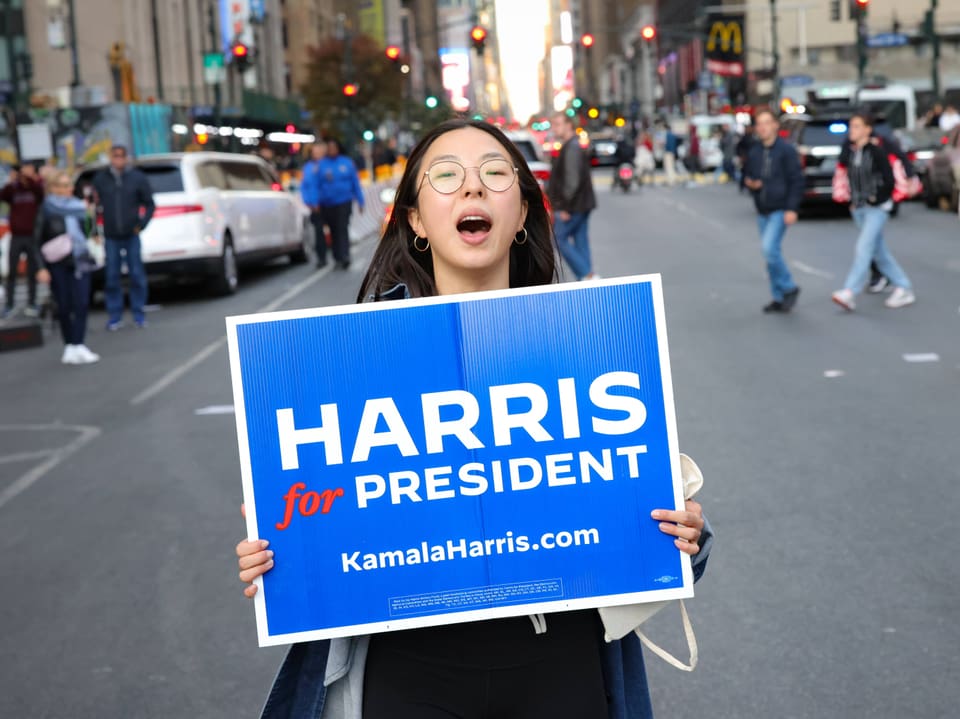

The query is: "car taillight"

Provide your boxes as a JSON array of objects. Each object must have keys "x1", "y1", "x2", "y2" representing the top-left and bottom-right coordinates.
[
  {"x1": 153, "y1": 204, "x2": 204, "y2": 218},
  {"x1": 907, "y1": 151, "x2": 917, "y2": 163},
  {"x1": 271, "y1": 182, "x2": 283, "y2": 191},
  {"x1": 532, "y1": 169, "x2": 551, "y2": 182}
]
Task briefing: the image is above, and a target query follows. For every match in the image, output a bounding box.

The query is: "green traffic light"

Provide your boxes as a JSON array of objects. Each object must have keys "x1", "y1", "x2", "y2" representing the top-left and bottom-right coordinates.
[
  {"x1": 362, "y1": 130, "x2": 375, "y2": 142},
  {"x1": 425, "y1": 96, "x2": 439, "y2": 109},
  {"x1": 565, "y1": 108, "x2": 576, "y2": 118},
  {"x1": 572, "y1": 98, "x2": 583, "y2": 109}
]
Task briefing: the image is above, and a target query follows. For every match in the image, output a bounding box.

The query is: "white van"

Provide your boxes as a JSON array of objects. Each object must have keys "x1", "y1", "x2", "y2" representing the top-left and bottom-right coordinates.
[{"x1": 76, "y1": 152, "x2": 312, "y2": 295}]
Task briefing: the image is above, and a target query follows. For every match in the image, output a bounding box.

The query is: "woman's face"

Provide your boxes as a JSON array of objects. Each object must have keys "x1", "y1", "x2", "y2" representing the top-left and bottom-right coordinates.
[
  {"x1": 848, "y1": 117, "x2": 870, "y2": 144},
  {"x1": 408, "y1": 127, "x2": 527, "y2": 293}
]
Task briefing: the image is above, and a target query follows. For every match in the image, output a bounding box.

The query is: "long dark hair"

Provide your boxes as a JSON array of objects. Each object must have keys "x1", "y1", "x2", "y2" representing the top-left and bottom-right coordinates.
[{"x1": 357, "y1": 119, "x2": 557, "y2": 301}]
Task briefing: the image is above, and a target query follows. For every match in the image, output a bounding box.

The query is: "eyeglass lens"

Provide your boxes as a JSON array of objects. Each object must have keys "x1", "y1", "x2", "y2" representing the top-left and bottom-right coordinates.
[{"x1": 426, "y1": 159, "x2": 516, "y2": 193}]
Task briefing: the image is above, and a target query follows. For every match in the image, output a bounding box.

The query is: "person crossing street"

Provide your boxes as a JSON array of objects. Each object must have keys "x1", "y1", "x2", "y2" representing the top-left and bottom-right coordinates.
[{"x1": 743, "y1": 108, "x2": 803, "y2": 314}]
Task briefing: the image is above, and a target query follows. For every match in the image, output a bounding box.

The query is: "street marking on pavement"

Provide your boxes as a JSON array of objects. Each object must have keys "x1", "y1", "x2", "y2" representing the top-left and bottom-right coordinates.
[
  {"x1": 902, "y1": 353, "x2": 940, "y2": 363},
  {"x1": 823, "y1": 370, "x2": 846, "y2": 378},
  {"x1": 0, "y1": 424, "x2": 102, "y2": 511},
  {"x1": 195, "y1": 405, "x2": 235, "y2": 415},
  {"x1": 655, "y1": 195, "x2": 728, "y2": 232},
  {"x1": 791, "y1": 261, "x2": 834, "y2": 280},
  {"x1": 0, "y1": 449, "x2": 56, "y2": 465}
]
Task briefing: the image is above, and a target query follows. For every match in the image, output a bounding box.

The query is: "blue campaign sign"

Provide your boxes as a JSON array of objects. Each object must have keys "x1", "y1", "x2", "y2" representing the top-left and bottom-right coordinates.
[{"x1": 227, "y1": 276, "x2": 693, "y2": 647}]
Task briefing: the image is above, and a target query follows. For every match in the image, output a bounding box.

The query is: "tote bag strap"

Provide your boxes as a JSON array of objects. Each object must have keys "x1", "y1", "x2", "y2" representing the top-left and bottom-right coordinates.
[{"x1": 634, "y1": 599, "x2": 698, "y2": 672}]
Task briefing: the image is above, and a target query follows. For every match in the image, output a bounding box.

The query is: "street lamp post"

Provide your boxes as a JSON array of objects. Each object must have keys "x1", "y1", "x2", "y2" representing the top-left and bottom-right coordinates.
[
  {"x1": 769, "y1": 0, "x2": 781, "y2": 106},
  {"x1": 66, "y1": 0, "x2": 81, "y2": 88}
]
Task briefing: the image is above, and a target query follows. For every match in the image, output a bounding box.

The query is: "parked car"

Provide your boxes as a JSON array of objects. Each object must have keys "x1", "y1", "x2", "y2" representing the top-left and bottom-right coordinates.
[
  {"x1": 588, "y1": 132, "x2": 620, "y2": 167},
  {"x1": 780, "y1": 114, "x2": 850, "y2": 208},
  {"x1": 506, "y1": 130, "x2": 552, "y2": 187},
  {"x1": 897, "y1": 127, "x2": 947, "y2": 206},
  {"x1": 925, "y1": 127, "x2": 960, "y2": 212},
  {"x1": 75, "y1": 152, "x2": 312, "y2": 295}
]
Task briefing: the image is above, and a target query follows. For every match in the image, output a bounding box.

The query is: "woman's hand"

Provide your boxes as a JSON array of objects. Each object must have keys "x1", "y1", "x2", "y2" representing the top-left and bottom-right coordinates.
[
  {"x1": 236, "y1": 503, "x2": 274, "y2": 598},
  {"x1": 652, "y1": 499, "x2": 704, "y2": 556}
]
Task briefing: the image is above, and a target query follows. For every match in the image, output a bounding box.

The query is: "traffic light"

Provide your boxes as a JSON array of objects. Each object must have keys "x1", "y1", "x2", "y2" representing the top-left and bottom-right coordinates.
[
  {"x1": 385, "y1": 45, "x2": 401, "y2": 63},
  {"x1": 471, "y1": 26, "x2": 488, "y2": 54},
  {"x1": 587, "y1": 107, "x2": 600, "y2": 120},
  {"x1": 231, "y1": 42, "x2": 251, "y2": 73},
  {"x1": 342, "y1": 83, "x2": 359, "y2": 97},
  {"x1": 849, "y1": 0, "x2": 868, "y2": 15},
  {"x1": 641, "y1": 25, "x2": 656, "y2": 42},
  {"x1": 581, "y1": 33, "x2": 595, "y2": 48},
  {"x1": 425, "y1": 95, "x2": 439, "y2": 109},
  {"x1": 572, "y1": 97, "x2": 583, "y2": 109}
]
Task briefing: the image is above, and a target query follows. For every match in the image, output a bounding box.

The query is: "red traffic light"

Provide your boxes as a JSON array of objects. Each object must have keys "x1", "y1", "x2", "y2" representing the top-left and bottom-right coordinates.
[
  {"x1": 232, "y1": 43, "x2": 249, "y2": 58},
  {"x1": 470, "y1": 26, "x2": 487, "y2": 43},
  {"x1": 342, "y1": 83, "x2": 359, "y2": 97},
  {"x1": 385, "y1": 45, "x2": 401, "y2": 61},
  {"x1": 641, "y1": 25, "x2": 656, "y2": 41},
  {"x1": 581, "y1": 33, "x2": 595, "y2": 48},
  {"x1": 855, "y1": 0, "x2": 869, "y2": 5}
]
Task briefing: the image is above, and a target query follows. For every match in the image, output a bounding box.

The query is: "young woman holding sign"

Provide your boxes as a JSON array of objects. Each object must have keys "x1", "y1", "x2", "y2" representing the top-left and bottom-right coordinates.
[{"x1": 236, "y1": 119, "x2": 713, "y2": 719}]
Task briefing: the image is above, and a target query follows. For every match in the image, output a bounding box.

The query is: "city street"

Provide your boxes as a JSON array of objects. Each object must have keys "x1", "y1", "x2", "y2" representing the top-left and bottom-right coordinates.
[{"x1": 3, "y1": 178, "x2": 959, "y2": 718}]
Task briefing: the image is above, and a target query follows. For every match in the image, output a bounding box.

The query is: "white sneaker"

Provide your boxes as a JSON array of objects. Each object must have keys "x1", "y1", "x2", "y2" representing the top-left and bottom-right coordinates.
[
  {"x1": 61, "y1": 345, "x2": 80, "y2": 364},
  {"x1": 885, "y1": 287, "x2": 916, "y2": 309},
  {"x1": 867, "y1": 276, "x2": 890, "y2": 294},
  {"x1": 74, "y1": 344, "x2": 101, "y2": 364},
  {"x1": 831, "y1": 289, "x2": 856, "y2": 312}
]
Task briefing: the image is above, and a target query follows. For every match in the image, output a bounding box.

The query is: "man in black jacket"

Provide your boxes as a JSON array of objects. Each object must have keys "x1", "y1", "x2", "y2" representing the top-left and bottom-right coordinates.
[
  {"x1": 91, "y1": 145, "x2": 155, "y2": 330},
  {"x1": 743, "y1": 108, "x2": 802, "y2": 313},
  {"x1": 547, "y1": 114, "x2": 598, "y2": 280}
]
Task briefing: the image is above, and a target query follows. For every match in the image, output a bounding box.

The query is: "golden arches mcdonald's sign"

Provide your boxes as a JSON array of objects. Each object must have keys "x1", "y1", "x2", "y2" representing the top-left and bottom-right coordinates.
[
  {"x1": 705, "y1": 14, "x2": 745, "y2": 77},
  {"x1": 707, "y1": 21, "x2": 743, "y2": 54}
]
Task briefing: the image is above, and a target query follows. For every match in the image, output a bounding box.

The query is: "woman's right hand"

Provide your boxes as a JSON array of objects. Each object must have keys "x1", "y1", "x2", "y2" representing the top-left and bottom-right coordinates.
[{"x1": 236, "y1": 503, "x2": 274, "y2": 598}]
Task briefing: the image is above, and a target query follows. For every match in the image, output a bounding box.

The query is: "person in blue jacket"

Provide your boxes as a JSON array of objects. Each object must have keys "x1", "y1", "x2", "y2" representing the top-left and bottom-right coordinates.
[
  {"x1": 299, "y1": 142, "x2": 329, "y2": 269},
  {"x1": 300, "y1": 138, "x2": 365, "y2": 270},
  {"x1": 236, "y1": 119, "x2": 713, "y2": 719},
  {"x1": 743, "y1": 107, "x2": 803, "y2": 314}
]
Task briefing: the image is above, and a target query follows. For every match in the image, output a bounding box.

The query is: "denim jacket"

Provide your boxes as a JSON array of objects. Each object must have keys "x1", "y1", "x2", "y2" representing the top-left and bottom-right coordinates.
[{"x1": 259, "y1": 283, "x2": 715, "y2": 719}]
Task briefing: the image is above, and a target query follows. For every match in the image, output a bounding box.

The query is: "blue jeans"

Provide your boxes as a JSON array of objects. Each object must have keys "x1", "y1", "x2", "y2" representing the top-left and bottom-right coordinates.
[
  {"x1": 757, "y1": 210, "x2": 797, "y2": 302},
  {"x1": 48, "y1": 262, "x2": 92, "y2": 345},
  {"x1": 554, "y1": 211, "x2": 592, "y2": 279},
  {"x1": 844, "y1": 206, "x2": 912, "y2": 293},
  {"x1": 105, "y1": 235, "x2": 148, "y2": 323}
]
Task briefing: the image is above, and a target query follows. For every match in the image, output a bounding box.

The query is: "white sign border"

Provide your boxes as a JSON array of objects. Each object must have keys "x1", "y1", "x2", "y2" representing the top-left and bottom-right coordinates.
[{"x1": 226, "y1": 274, "x2": 693, "y2": 647}]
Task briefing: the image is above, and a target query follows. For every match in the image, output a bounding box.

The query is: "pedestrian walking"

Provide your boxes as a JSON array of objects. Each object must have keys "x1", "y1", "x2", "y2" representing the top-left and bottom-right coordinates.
[
  {"x1": 719, "y1": 124, "x2": 738, "y2": 181},
  {"x1": 547, "y1": 112, "x2": 598, "y2": 280},
  {"x1": 663, "y1": 126, "x2": 680, "y2": 186},
  {"x1": 35, "y1": 172, "x2": 101, "y2": 365},
  {"x1": 830, "y1": 112, "x2": 915, "y2": 312},
  {"x1": 235, "y1": 118, "x2": 713, "y2": 719},
  {"x1": 299, "y1": 142, "x2": 330, "y2": 269},
  {"x1": 1, "y1": 163, "x2": 44, "y2": 318},
  {"x1": 743, "y1": 107, "x2": 803, "y2": 313},
  {"x1": 317, "y1": 138, "x2": 365, "y2": 270},
  {"x1": 684, "y1": 125, "x2": 702, "y2": 178},
  {"x1": 91, "y1": 145, "x2": 155, "y2": 330},
  {"x1": 634, "y1": 131, "x2": 656, "y2": 185}
]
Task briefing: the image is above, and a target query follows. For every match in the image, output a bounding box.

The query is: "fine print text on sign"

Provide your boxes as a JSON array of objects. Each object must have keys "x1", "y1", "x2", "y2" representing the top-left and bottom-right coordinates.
[{"x1": 227, "y1": 275, "x2": 693, "y2": 647}]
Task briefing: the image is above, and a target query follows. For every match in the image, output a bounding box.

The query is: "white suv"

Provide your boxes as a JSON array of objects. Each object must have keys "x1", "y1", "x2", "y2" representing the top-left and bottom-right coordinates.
[{"x1": 76, "y1": 152, "x2": 312, "y2": 295}]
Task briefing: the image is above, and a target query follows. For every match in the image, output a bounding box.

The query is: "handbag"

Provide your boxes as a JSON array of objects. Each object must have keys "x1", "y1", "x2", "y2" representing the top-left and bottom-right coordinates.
[
  {"x1": 86, "y1": 237, "x2": 105, "y2": 268},
  {"x1": 597, "y1": 453, "x2": 705, "y2": 671},
  {"x1": 40, "y1": 233, "x2": 73, "y2": 263}
]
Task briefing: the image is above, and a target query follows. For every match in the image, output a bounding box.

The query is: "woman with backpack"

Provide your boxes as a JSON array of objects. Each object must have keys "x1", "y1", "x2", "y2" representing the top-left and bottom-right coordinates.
[
  {"x1": 34, "y1": 171, "x2": 101, "y2": 364},
  {"x1": 831, "y1": 112, "x2": 916, "y2": 312},
  {"x1": 234, "y1": 119, "x2": 713, "y2": 719}
]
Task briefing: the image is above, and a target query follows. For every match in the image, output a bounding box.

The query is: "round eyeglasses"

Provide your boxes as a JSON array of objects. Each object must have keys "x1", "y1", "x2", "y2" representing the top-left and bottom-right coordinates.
[{"x1": 422, "y1": 158, "x2": 518, "y2": 194}]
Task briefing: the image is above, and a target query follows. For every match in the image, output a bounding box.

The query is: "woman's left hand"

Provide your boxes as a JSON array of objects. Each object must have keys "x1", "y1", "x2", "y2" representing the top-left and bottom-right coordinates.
[{"x1": 652, "y1": 500, "x2": 704, "y2": 556}]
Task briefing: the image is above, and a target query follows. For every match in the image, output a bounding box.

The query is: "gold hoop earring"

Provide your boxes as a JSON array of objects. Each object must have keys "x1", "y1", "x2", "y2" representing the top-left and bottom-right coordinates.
[
  {"x1": 514, "y1": 227, "x2": 529, "y2": 245},
  {"x1": 413, "y1": 234, "x2": 430, "y2": 252}
]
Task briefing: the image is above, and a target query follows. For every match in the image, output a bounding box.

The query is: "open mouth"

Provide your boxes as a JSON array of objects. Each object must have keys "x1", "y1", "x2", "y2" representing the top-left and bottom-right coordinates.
[{"x1": 456, "y1": 215, "x2": 492, "y2": 237}]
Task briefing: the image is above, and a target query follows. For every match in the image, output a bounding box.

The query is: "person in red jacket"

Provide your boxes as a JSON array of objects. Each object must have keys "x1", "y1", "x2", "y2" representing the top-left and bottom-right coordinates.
[{"x1": 1, "y1": 163, "x2": 45, "y2": 318}]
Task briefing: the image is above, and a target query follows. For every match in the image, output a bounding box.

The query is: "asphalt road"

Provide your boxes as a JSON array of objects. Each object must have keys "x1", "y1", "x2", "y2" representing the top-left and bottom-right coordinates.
[{"x1": 2, "y1": 178, "x2": 958, "y2": 718}]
